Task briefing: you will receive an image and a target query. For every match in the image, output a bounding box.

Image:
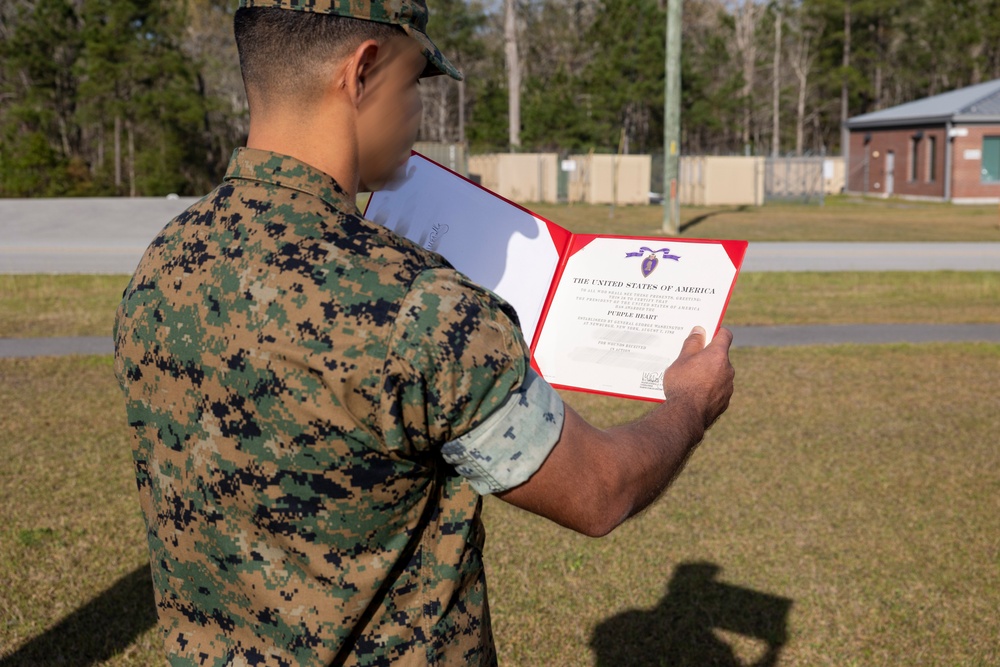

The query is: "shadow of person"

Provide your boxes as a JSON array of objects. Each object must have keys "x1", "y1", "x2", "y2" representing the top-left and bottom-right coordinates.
[
  {"x1": 0, "y1": 563, "x2": 157, "y2": 666},
  {"x1": 590, "y1": 561, "x2": 792, "y2": 667},
  {"x1": 680, "y1": 206, "x2": 748, "y2": 234}
]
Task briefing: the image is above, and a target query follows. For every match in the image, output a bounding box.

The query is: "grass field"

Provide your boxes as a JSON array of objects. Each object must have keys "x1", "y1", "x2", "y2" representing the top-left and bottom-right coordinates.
[
  {"x1": 3, "y1": 198, "x2": 999, "y2": 338},
  {"x1": 2, "y1": 271, "x2": 1000, "y2": 338},
  {"x1": 1, "y1": 346, "x2": 998, "y2": 665},
  {"x1": 530, "y1": 196, "x2": 1000, "y2": 242},
  {"x1": 2, "y1": 197, "x2": 999, "y2": 665},
  {"x1": 488, "y1": 344, "x2": 1000, "y2": 667}
]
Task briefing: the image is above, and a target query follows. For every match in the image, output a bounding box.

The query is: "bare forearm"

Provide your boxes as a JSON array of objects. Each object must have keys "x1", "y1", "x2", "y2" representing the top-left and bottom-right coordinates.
[
  {"x1": 599, "y1": 396, "x2": 708, "y2": 530},
  {"x1": 498, "y1": 327, "x2": 735, "y2": 538},
  {"x1": 500, "y1": 399, "x2": 707, "y2": 538}
]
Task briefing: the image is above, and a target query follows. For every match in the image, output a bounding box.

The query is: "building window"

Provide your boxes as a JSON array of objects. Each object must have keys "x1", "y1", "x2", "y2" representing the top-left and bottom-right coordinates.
[
  {"x1": 927, "y1": 136, "x2": 936, "y2": 182},
  {"x1": 909, "y1": 137, "x2": 919, "y2": 181},
  {"x1": 984, "y1": 136, "x2": 1000, "y2": 183}
]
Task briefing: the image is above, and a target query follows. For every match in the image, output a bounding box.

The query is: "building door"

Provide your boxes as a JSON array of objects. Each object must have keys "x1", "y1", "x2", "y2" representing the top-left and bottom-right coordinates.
[{"x1": 885, "y1": 150, "x2": 895, "y2": 195}]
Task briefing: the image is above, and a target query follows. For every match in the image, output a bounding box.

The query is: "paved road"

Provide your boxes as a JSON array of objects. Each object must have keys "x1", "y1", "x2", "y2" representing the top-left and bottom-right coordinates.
[
  {"x1": 4, "y1": 324, "x2": 1000, "y2": 359},
  {"x1": 2, "y1": 197, "x2": 999, "y2": 273},
  {"x1": 3, "y1": 198, "x2": 999, "y2": 358},
  {"x1": 741, "y1": 242, "x2": 1000, "y2": 272},
  {"x1": 0, "y1": 197, "x2": 198, "y2": 274}
]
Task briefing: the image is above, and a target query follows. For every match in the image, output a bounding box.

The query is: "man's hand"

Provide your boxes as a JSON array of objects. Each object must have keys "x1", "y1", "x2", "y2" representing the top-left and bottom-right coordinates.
[
  {"x1": 661, "y1": 325, "x2": 735, "y2": 431},
  {"x1": 497, "y1": 326, "x2": 737, "y2": 537}
]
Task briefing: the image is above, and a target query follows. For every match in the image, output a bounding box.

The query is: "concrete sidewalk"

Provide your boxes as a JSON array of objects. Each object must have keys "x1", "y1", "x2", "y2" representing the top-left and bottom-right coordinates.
[
  {"x1": 740, "y1": 242, "x2": 1000, "y2": 272},
  {"x1": 3, "y1": 240, "x2": 999, "y2": 275},
  {"x1": 3, "y1": 197, "x2": 1000, "y2": 274},
  {"x1": 4, "y1": 324, "x2": 1000, "y2": 359},
  {"x1": 729, "y1": 323, "x2": 1000, "y2": 347}
]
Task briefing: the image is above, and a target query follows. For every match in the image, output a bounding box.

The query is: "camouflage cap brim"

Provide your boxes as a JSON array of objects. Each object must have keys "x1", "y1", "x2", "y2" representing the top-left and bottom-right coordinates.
[{"x1": 402, "y1": 25, "x2": 463, "y2": 81}]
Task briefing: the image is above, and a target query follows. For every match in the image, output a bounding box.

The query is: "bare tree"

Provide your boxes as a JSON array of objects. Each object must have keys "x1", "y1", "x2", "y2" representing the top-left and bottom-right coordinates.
[
  {"x1": 730, "y1": 0, "x2": 766, "y2": 152},
  {"x1": 787, "y1": 4, "x2": 822, "y2": 156},
  {"x1": 180, "y1": 0, "x2": 248, "y2": 164},
  {"x1": 839, "y1": 0, "x2": 850, "y2": 156},
  {"x1": 418, "y1": 77, "x2": 452, "y2": 142}
]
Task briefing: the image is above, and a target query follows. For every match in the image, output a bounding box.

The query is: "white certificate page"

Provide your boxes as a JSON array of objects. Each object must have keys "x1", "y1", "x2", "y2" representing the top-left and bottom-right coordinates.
[
  {"x1": 532, "y1": 237, "x2": 741, "y2": 401},
  {"x1": 365, "y1": 155, "x2": 562, "y2": 346}
]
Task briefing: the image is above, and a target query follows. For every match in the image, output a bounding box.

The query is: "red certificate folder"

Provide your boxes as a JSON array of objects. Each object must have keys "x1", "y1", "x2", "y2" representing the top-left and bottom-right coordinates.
[{"x1": 366, "y1": 152, "x2": 747, "y2": 402}]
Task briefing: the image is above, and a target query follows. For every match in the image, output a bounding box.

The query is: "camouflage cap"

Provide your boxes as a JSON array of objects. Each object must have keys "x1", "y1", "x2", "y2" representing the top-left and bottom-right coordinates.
[{"x1": 238, "y1": 0, "x2": 463, "y2": 80}]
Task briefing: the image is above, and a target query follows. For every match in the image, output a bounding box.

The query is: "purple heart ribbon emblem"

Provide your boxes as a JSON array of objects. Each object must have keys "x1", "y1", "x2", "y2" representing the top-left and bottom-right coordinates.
[
  {"x1": 626, "y1": 247, "x2": 681, "y2": 278},
  {"x1": 641, "y1": 254, "x2": 658, "y2": 277}
]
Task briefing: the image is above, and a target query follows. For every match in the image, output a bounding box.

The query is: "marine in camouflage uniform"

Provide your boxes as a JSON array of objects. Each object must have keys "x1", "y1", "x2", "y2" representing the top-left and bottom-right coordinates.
[
  {"x1": 114, "y1": 1, "x2": 564, "y2": 664},
  {"x1": 114, "y1": 148, "x2": 564, "y2": 665},
  {"x1": 117, "y1": 0, "x2": 740, "y2": 663}
]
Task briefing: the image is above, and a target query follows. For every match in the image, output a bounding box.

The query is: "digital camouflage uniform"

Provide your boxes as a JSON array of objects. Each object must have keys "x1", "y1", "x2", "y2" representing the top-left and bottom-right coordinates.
[{"x1": 114, "y1": 148, "x2": 564, "y2": 665}]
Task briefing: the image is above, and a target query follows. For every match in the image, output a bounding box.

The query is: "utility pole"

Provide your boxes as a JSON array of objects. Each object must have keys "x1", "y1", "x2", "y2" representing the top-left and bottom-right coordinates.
[
  {"x1": 662, "y1": 0, "x2": 682, "y2": 234},
  {"x1": 840, "y1": 1, "x2": 851, "y2": 159},
  {"x1": 504, "y1": 0, "x2": 521, "y2": 152},
  {"x1": 772, "y1": 1, "x2": 782, "y2": 157}
]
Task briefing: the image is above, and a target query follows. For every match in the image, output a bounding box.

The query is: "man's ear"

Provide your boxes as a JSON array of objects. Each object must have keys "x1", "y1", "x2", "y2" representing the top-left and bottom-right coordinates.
[{"x1": 342, "y1": 39, "x2": 380, "y2": 107}]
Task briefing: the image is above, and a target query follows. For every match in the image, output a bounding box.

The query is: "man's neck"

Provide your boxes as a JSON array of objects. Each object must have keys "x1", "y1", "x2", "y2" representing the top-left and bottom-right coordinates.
[{"x1": 246, "y1": 109, "x2": 360, "y2": 200}]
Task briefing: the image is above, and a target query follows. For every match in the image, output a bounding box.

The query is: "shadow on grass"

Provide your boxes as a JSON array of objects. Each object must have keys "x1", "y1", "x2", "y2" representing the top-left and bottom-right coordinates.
[
  {"x1": 590, "y1": 561, "x2": 792, "y2": 667},
  {"x1": 0, "y1": 563, "x2": 156, "y2": 666},
  {"x1": 681, "y1": 206, "x2": 748, "y2": 234}
]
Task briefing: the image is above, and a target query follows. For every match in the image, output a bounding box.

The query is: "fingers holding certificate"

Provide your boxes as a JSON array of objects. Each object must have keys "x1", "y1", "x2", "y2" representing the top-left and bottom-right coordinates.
[{"x1": 661, "y1": 325, "x2": 736, "y2": 430}]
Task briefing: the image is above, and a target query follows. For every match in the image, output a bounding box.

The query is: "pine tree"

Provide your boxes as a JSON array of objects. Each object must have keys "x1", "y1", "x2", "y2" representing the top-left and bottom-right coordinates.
[
  {"x1": 0, "y1": 0, "x2": 85, "y2": 195},
  {"x1": 77, "y1": 0, "x2": 212, "y2": 195},
  {"x1": 582, "y1": 0, "x2": 667, "y2": 153}
]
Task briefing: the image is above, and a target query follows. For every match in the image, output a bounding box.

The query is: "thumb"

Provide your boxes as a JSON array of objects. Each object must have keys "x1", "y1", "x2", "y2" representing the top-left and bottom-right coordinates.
[{"x1": 678, "y1": 326, "x2": 708, "y2": 358}]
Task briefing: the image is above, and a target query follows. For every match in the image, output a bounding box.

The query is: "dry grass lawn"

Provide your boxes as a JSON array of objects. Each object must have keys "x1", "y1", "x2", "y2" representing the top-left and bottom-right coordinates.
[
  {"x1": 725, "y1": 271, "x2": 1000, "y2": 325},
  {"x1": 2, "y1": 345, "x2": 998, "y2": 665},
  {"x1": 2, "y1": 271, "x2": 1000, "y2": 340},
  {"x1": 530, "y1": 196, "x2": 1000, "y2": 242},
  {"x1": 0, "y1": 275, "x2": 130, "y2": 338},
  {"x1": 2, "y1": 195, "x2": 998, "y2": 664},
  {"x1": 486, "y1": 344, "x2": 1000, "y2": 667}
]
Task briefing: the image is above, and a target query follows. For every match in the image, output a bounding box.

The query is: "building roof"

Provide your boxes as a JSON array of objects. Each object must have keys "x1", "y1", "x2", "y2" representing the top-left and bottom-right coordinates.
[{"x1": 846, "y1": 78, "x2": 1000, "y2": 129}]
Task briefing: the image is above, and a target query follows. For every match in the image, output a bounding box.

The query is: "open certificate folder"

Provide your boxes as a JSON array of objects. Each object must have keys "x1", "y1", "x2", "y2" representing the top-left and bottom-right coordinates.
[{"x1": 365, "y1": 153, "x2": 748, "y2": 402}]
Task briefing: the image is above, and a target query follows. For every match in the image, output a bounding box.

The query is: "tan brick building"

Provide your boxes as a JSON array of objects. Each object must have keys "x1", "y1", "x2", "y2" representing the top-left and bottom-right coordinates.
[{"x1": 845, "y1": 78, "x2": 1000, "y2": 203}]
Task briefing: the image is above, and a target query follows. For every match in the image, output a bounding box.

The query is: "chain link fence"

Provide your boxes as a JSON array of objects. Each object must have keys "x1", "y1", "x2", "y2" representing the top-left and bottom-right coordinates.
[{"x1": 763, "y1": 156, "x2": 826, "y2": 204}]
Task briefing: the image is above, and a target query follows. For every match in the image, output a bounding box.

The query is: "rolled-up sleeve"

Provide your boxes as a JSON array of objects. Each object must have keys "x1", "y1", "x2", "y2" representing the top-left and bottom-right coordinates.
[
  {"x1": 381, "y1": 268, "x2": 564, "y2": 491},
  {"x1": 441, "y1": 367, "x2": 563, "y2": 494}
]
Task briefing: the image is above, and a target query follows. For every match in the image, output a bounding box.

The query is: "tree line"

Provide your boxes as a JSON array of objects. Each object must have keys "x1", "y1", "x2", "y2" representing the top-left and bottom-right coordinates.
[{"x1": 3, "y1": 0, "x2": 1000, "y2": 197}]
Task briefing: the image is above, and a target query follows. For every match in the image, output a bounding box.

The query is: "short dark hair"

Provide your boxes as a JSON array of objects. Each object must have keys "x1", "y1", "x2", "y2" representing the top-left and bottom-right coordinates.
[{"x1": 234, "y1": 8, "x2": 405, "y2": 107}]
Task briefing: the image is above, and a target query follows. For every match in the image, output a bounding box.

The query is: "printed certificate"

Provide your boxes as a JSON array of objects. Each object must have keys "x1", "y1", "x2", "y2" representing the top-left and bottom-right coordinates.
[
  {"x1": 366, "y1": 153, "x2": 747, "y2": 402},
  {"x1": 532, "y1": 235, "x2": 744, "y2": 400}
]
